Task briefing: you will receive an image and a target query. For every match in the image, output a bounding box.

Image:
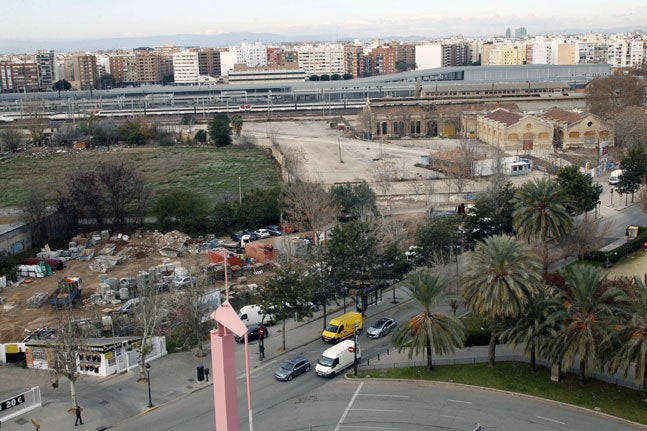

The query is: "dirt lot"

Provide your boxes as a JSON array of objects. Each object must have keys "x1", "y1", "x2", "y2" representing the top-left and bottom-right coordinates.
[{"x1": 0, "y1": 230, "x2": 222, "y2": 343}]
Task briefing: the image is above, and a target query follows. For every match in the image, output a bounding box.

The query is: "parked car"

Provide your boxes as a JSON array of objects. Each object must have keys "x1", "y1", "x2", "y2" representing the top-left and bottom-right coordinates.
[
  {"x1": 242, "y1": 229, "x2": 261, "y2": 241},
  {"x1": 274, "y1": 356, "x2": 311, "y2": 381},
  {"x1": 234, "y1": 324, "x2": 269, "y2": 343},
  {"x1": 366, "y1": 317, "x2": 397, "y2": 338},
  {"x1": 231, "y1": 232, "x2": 243, "y2": 242},
  {"x1": 254, "y1": 228, "x2": 270, "y2": 239},
  {"x1": 265, "y1": 225, "x2": 283, "y2": 236},
  {"x1": 173, "y1": 275, "x2": 195, "y2": 289}
]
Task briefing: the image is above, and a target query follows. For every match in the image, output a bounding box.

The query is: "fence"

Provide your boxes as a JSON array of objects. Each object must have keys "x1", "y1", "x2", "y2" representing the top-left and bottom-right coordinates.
[
  {"x1": 359, "y1": 351, "x2": 643, "y2": 391},
  {"x1": 0, "y1": 386, "x2": 41, "y2": 422}
]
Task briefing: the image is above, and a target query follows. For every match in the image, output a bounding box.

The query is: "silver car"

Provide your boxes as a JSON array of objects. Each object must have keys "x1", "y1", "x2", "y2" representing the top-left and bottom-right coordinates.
[
  {"x1": 274, "y1": 356, "x2": 311, "y2": 381},
  {"x1": 366, "y1": 317, "x2": 397, "y2": 338}
]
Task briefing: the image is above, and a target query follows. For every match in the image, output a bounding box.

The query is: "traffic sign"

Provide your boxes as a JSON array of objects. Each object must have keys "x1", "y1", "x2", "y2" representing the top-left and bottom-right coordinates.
[{"x1": 348, "y1": 346, "x2": 354, "y2": 353}]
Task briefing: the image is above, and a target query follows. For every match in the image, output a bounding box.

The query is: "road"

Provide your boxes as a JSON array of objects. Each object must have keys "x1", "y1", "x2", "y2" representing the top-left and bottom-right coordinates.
[{"x1": 111, "y1": 301, "x2": 644, "y2": 431}]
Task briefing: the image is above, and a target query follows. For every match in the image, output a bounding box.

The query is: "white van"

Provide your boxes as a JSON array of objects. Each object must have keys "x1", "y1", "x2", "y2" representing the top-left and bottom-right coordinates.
[
  {"x1": 238, "y1": 304, "x2": 276, "y2": 326},
  {"x1": 609, "y1": 169, "x2": 623, "y2": 185},
  {"x1": 315, "y1": 339, "x2": 361, "y2": 378}
]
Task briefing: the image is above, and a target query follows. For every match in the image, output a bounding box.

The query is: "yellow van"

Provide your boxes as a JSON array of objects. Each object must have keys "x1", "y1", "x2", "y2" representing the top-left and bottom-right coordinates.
[{"x1": 322, "y1": 311, "x2": 363, "y2": 343}]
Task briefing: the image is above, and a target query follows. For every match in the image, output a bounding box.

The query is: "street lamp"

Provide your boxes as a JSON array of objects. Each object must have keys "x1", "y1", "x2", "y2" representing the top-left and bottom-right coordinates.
[
  {"x1": 353, "y1": 328, "x2": 358, "y2": 376},
  {"x1": 145, "y1": 363, "x2": 153, "y2": 408}
]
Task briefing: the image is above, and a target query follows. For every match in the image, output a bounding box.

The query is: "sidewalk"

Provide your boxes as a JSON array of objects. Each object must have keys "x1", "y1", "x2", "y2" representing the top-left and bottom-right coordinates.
[{"x1": 0, "y1": 289, "x2": 412, "y2": 431}]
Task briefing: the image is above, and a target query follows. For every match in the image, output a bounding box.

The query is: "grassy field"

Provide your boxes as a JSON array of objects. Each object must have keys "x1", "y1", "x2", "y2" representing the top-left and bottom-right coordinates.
[
  {"x1": 353, "y1": 362, "x2": 647, "y2": 425},
  {"x1": 0, "y1": 145, "x2": 282, "y2": 208}
]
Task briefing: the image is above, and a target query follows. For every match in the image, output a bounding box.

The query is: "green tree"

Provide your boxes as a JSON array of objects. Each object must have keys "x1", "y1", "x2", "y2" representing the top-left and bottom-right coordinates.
[
  {"x1": 548, "y1": 263, "x2": 623, "y2": 385},
  {"x1": 330, "y1": 181, "x2": 377, "y2": 220},
  {"x1": 320, "y1": 74, "x2": 330, "y2": 81},
  {"x1": 257, "y1": 260, "x2": 314, "y2": 350},
  {"x1": 309, "y1": 75, "x2": 320, "y2": 82},
  {"x1": 395, "y1": 60, "x2": 410, "y2": 72},
  {"x1": 618, "y1": 146, "x2": 647, "y2": 202},
  {"x1": 330, "y1": 74, "x2": 341, "y2": 81},
  {"x1": 207, "y1": 113, "x2": 232, "y2": 147},
  {"x1": 153, "y1": 188, "x2": 211, "y2": 235},
  {"x1": 231, "y1": 114, "x2": 243, "y2": 138},
  {"x1": 326, "y1": 220, "x2": 378, "y2": 289},
  {"x1": 392, "y1": 270, "x2": 466, "y2": 370},
  {"x1": 194, "y1": 129, "x2": 207, "y2": 144},
  {"x1": 463, "y1": 182, "x2": 516, "y2": 246},
  {"x1": 98, "y1": 73, "x2": 116, "y2": 89},
  {"x1": 462, "y1": 235, "x2": 542, "y2": 367},
  {"x1": 499, "y1": 285, "x2": 560, "y2": 372},
  {"x1": 117, "y1": 117, "x2": 153, "y2": 146},
  {"x1": 556, "y1": 165, "x2": 603, "y2": 214},
  {"x1": 342, "y1": 73, "x2": 353, "y2": 80},
  {"x1": 52, "y1": 79, "x2": 72, "y2": 97},
  {"x1": 512, "y1": 177, "x2": 572, "y2": 273},
  {"x1": 302, "y1": 244, "x2": 340, "y2": 330},
  {"x1": 607, "y1": 275, "x2": 647, "y2": 397},
  {"x1": 415, "y1": 214, "x2": 462, "y2": 265}
]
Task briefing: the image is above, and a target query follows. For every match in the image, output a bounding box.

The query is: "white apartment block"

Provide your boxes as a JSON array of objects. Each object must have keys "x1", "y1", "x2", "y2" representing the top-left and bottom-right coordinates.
[
  {"x1": 220, "y1": 49, "x2": 237, "y2": 76},
  {"x1": 415, "y1": 44, "x2": 442, "y2": 69},
  {"x1": 236, "y1": 42, "x2": 267, "y2": 67},
  {"x1": 295, "y1": 43, "x2": 344, "y2": 76},
  {"x1": 172, "y1": 50, "x2": 199, "y2": 84}
]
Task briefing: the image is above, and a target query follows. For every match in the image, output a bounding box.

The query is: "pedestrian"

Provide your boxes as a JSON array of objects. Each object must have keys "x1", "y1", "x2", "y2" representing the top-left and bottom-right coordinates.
[
  {"x1": 457, "y1": 203, "x2": 466, "y2": 217},
  {"x1": 75, "y1": 405, "x2": 84, "y2": 426}
]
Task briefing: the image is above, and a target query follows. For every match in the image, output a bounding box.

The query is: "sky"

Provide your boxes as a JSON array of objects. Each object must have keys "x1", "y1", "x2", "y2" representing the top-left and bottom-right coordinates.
[{"x1": 2, "y1": 0, "x2": 646, "y2": 43}]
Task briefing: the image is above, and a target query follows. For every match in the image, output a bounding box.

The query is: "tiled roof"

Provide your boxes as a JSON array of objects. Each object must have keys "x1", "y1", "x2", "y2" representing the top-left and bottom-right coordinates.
[
  {"x1": 484, "y1": 108, "x2": 523, "y2": 126},
  {"x1": 541, "y1": 107, "x2": 583, "y2": 124}
]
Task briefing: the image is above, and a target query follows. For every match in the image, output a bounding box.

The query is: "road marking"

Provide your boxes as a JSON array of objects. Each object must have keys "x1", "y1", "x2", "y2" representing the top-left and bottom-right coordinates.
[
  {"x1": 334, "y1": 382, "x2": 364, "y2": 431},
  {"x1": 447, "y1": 399, "x2": 473, "y2": 404},
  {"x1": 536, "y1": 416, "x2": 565, "y2": 425},
  {"x1": 440, "y1": 414, "x2": 465, "y2": 420},
  {"x1": 358, "y1": 394, "x2": 409, "y2": 398},
  {"x1": 338, "y1": 427, "x2": 398, "y2": 430},
  {"x1": 351, "y1": 408, "x2": 402, "y2": 413}
]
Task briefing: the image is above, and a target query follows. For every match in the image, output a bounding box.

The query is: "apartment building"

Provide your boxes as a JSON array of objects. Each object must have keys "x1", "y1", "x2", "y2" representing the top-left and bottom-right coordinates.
[
  {"x1": 63, "y1": 53, "x2": 98, "y2": 90},
  {"x1": 36, "y1": 50, "x2": 56, "y2": 91},
  {"x1": 296, "y1": 43, "x2": 344, "y2": 76},
  {"x1": 172, "y1": 50, "x2": 200, "y2": 84},
  {"x1": 481, "y1": 43, "x2": 527, "y2": 65},
  {"x1": 344, "y1": 45, "x2": 364, "y2": 78},
  {"x1": 396, "y1": 43, "x2": 416, "y2": 70},
  {"x1": 228, "y1": 64, "x2": 306, "y2": 84},
  {"x1": 441, "y1": 43, "x2": 471, "y2": 67},
  {"x1": 0, "y1": 60, "x2": 40, "y2": 93},
  {"x1": 368, "y1": 45, "x2": 397, "y2": 75},
  {"x1": 236, "y1": 42, "x2": 267, "y2": 67},
  {"x1": 109, "y1": 53, "x2": 138, "y2": 84},
  {"x1": 415, "y1": 44, "x2": 442, "y2": 69}
]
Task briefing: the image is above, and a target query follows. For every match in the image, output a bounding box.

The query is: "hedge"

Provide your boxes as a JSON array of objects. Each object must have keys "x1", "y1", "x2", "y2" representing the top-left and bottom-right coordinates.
[{"x1": 585, "y1": 225, "x2": 647, "y2": 265}]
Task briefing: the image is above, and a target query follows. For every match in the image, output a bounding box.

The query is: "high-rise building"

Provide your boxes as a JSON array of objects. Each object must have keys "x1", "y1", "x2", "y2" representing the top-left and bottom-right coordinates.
[
  {"x1": 36, "y1": 50, "x2": 55, "y2": 91},
  {"x1": 506, "y1": 28, "x2": 512, "y2": 38},
  {"x1": 0, "y1": 60, "x2": 40, "y2": 93},
  {"x1": 198, "y1": 48, "x2": 223, "y2": 78},
  {"x1": 368, "y1": 45, "x2": 397, "y2": 75},
  {"x1": 63, "y1": 53, "x2": 98, "y2": 90},
  {"x1": 296, "y1": 43, "x2": 344, "y2": 76},
  {"x1": 396, "y1": 43, "x2": 416, "y2": 71},
  {"x1": 514, "y1": 27, "x2": 527, "y2": 39},
  {"x1": 441, "y1": 43, "x2": 470, "y2": 67},
  {"x1": 109, "y1": 53, "x2": 138, "y2": 85},
  {"x1": 172, "y1": 50, "x2": 199, "y2": 84},
  {"x1": 236, "y1": 42, "x2": 267, "y2": 67},
  {"x1": 344, "y1": 45, "x2": 364, "y2": 77}
]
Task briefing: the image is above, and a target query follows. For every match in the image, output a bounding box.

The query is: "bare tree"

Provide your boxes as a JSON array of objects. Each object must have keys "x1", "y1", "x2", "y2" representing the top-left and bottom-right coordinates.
[
  {"x1": 586, "y1": 75, "x2": 645, "y2": 121},
  {"x1": 51, "y1": 304, "x2": 83, "y2": 407},
  {"x1": 282, "y1": 147, "x2": 306, "y2": 182},
  {"x1": 558, "y1": 216, "x2": 611, "y2": 266},
  {"x1": 445, "y1": 139, "x2": 480, "y2": 195},
  {"x1": 50, "y1": 123, "x2": 79, "y2": 147},
  {"x1": 97, "y1": 158, "x2": 150, "y2": 225},
  {"x1": 132, "y1": 280, "x2": 167, "y2": 381},
  {"x1": 0, "y1": 128, "x2": 24, "y2": 152},
  {"x1": 23, "y1": 186, "x2": 52, "y2": 246},
  {"x1": 22, "y1": 97, "x2": 47, "y2": 145},
  {"x1": 612, "y1": 107, "x2": 647, "y2": 150},
  {"x1": 280, "y1": 180, "x2": 340, "y2": 236},
  {"x1": 370, "y1": 159, "x2": 399, "y2": 204}
]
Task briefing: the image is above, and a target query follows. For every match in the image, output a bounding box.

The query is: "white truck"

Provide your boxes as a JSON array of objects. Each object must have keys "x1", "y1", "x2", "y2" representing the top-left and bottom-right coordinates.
[
  {"x1": 315, "y1": 339, "x2": 361, "y2": 378},
  {"x1": 238, "y1": 304, "x2": 276, "y2": 326}
]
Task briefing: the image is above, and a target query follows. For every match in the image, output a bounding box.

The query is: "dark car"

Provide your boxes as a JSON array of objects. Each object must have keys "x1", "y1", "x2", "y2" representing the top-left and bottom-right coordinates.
[
  {"x1": 265, "y1": 225, "x2": 283, "y2": 236},
  {"x1": 234, "y1": 324, "x2": 268, "y2": 343},
  {"x1": 274, "y1": 356, "x2": 311, "y2": 381},
  {"x1": 366, "y1": 317, "x2": 397, "y2": 338},
  {"x1": 230, "y1": 232, "x2": 243, "y2": 242}
]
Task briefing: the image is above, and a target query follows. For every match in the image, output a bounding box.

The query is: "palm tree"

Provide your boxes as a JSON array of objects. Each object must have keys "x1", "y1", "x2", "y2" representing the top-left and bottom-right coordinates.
[
  {"x1": 462, "y1": 235, "x2": 542, "y2": 367},
  {"x1": 548, "y1": 263, "x2": 623, "y2": 385},
  {"x1": 607, "y1": 274, "x2": 647, "y2": 398},
  {"x1": 391, "y1": 269, "x2": 466, "y2": 370},
  {"x1": 499, "y1": 284, "x2": 560, "y2": 372},
  {"x1": 512, "y1": 177, "x2": 572, "y2": 273}
]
